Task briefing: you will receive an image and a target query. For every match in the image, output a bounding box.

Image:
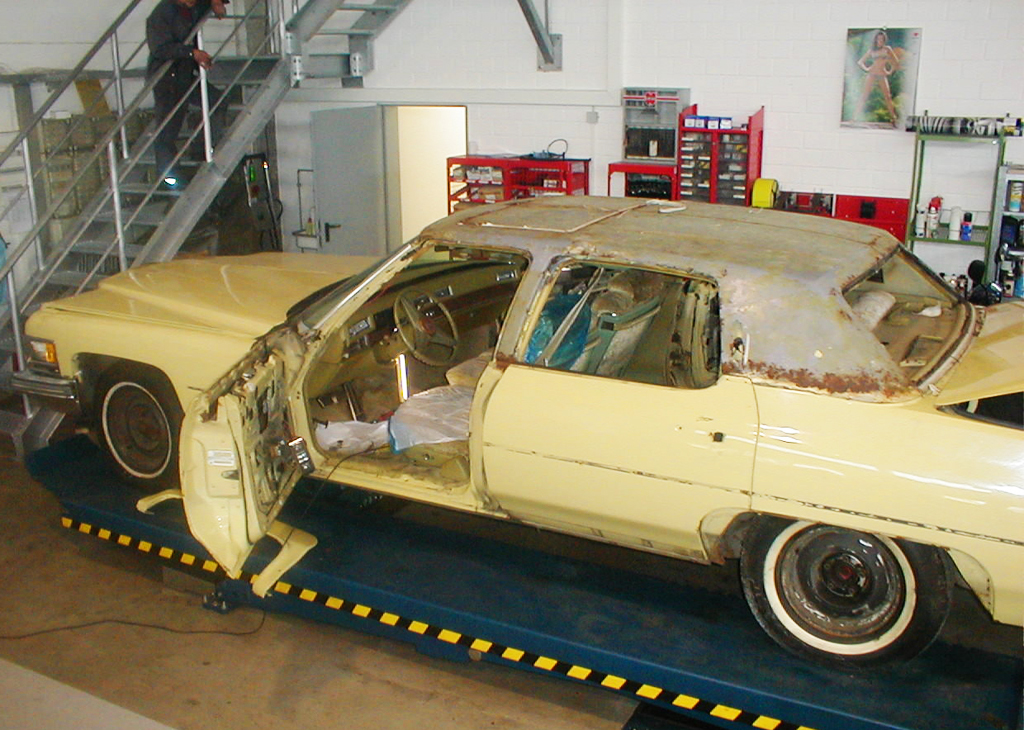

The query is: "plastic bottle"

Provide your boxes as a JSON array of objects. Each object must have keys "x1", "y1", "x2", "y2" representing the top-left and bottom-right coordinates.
[
  {"x1": 914, "y1": 207, "x2": 926, "y2": 237},
  {"x1": 948, "y1": 207, "x2": 963, "y2": 238},
  {"x1": 926, "y1": 205, "x2": 940, "y2": 237},
  {"x1": 960, "y1": 212, "x2": 973, "y2": 242}
]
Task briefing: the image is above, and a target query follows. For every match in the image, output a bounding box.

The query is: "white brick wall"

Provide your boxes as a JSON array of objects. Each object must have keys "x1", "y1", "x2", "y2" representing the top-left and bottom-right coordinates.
[
  {"x1": 3, "y1": 0, "x2": 1021, "y2": 261},
  {"x1": 330, "y1": 0, "x2": 1023, "y2": 199}
]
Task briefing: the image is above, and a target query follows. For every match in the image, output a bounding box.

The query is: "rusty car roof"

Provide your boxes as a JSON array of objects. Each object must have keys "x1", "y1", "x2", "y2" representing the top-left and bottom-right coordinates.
[
  {"x1": 421, "y1": 196, "x2": 916, "y2": 401},
  {"x1": 428, "y1": 196, "x2": 897, "y2": 292}
]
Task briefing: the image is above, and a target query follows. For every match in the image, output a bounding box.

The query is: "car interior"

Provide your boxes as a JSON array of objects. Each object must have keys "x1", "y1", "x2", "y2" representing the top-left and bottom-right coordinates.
[
  {"x1": 845, "y1": 248, "x2": 967, "y2": 381},
  {"x1": 302, "y1": 245, "x2": 528, "y2": 487},
  {"x1": 301, "y1": 245, "x2": 722, "y2": 489}
]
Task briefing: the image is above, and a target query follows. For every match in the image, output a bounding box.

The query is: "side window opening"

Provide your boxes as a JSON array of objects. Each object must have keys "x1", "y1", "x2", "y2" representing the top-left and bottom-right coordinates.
[
  {"x1": 524, "y1": 262, "x2": 720, "y2": 388},
  {"x1": 844, "y1": 249, "x2": 966, "y2": 380},
  {"x1": 950, "y1": 393, "x2": 1024, "y2": 430}
]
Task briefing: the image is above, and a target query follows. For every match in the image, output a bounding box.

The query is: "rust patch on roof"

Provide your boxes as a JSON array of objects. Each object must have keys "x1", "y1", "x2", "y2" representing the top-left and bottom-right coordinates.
[{"x1": 744, "y1": 360, "x2": 907, "y2": 397}]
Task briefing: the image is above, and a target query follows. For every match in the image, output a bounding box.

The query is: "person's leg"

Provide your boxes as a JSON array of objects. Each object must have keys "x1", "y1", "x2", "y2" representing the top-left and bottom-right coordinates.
[
  {"x1": 153, "y1": 76, "x2": 190, "y2": 181},
  {"x1": 880, "y1": 78, "x2": 898, "y2": 124}
]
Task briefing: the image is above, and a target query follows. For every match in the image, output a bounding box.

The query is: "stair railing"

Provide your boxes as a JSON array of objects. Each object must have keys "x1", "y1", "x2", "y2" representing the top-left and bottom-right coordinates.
[
  {"x1": 70, "y1": 0, "x2": 290, "y2": 294},
  {"x1": 0, "y1": 0, "x2": 292, "y2": 362}
]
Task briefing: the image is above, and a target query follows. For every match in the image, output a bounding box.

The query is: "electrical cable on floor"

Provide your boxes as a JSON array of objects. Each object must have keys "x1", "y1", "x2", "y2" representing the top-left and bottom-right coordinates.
[{"x1": 0, "y1": 610, "x2": 266, "y2": 641}]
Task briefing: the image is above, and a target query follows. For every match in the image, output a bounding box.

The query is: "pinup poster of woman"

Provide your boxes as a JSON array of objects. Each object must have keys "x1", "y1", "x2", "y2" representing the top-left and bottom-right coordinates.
[{"x1": 842, "y1": 28, "x2": 921, "y2": 129}]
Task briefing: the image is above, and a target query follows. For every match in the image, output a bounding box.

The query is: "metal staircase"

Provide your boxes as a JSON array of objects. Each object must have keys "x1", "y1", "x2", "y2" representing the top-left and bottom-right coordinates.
[{"x1": 0, "y1": 0, "x2": 413, "y2": 456}]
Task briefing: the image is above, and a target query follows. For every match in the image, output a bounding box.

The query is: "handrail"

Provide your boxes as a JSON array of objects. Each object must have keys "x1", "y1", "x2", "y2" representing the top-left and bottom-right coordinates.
[
  {"x1": 0, "y1": 0, "x2": 281, "y2": 292},
  {"x1": 0, "y1": 7, "x2": 193, "y2": 239},
  {"x1": 67, "y1": 3, "x2": 283, "y2": 293},
  {"x1": 0, "y1": 0, "x2": 149, "y2": 170}
]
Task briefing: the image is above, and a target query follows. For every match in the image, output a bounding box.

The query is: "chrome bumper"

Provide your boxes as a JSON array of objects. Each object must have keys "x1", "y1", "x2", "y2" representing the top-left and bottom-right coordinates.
[{"x1": 10, "y1": 369, "x2": 80, "y2": 411}]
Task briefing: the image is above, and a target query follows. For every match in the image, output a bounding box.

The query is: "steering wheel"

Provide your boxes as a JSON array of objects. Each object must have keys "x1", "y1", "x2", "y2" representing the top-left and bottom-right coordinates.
[{"x1": 392, "y1": 289, "x2": 460, "y2": 367}]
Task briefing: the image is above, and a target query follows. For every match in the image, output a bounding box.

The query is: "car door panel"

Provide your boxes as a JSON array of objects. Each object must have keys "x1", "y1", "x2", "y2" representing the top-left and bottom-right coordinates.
[
  {"x1": 180, "y1": 350, "x2": 304, "y2": 576},
  {"x1": 481, "y1": 365, "x2": 758, "y2": 558}
]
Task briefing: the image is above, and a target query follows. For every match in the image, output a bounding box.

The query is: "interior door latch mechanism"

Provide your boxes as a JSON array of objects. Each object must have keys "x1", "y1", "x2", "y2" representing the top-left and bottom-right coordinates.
[{"x1": 277, "y1": 436, "x2": 315, "y2": 474}]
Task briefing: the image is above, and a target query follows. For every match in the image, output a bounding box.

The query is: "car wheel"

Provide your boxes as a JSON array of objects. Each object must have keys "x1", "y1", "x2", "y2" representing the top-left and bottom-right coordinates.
[
  {"x1": 96, "y1": 363, "x2": 183, "y2": 490},
  {"x1": 739, "y1": 517, "x2": 950, "y2": 667}
]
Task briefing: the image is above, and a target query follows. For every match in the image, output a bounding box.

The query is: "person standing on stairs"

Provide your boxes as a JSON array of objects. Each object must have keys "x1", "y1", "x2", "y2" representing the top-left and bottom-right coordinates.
[{"x1": 146, "y1": 0, "x2": 228, "y2": 188}]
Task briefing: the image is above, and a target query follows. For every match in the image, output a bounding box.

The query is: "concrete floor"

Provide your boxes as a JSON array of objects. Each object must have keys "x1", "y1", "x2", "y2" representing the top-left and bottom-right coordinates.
[{"x1": 0, "y1": 436, "x2": 636, "y2": 730}]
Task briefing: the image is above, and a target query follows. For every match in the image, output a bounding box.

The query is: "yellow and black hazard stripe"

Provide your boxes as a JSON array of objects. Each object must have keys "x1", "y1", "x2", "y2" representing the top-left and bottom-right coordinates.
[
  {"x1": 62, "y1": 516, "x2": 227, "y2": 577},
  {"x1": 62, "y1": 515, "x2": 817, "y2": 730}
]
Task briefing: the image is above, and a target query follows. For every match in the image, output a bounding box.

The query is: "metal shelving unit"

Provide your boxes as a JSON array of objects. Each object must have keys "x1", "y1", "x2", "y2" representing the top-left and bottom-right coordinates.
[
  {"x1": 990, "y1": 162, "x2": 1024, "y2": 291},
  {"x1": 677, "y1": 105, "x2": 764, "y2": 205},
  {"x1": 447, "y1": 155, "x2": 590, "y2": 213},
  {"x1": 905, "y1": 133, "x2": 1006, "y2": 281}
]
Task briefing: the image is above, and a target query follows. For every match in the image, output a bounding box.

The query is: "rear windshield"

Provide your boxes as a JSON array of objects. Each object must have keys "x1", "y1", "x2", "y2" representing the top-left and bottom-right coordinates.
[{"x1": 844, "y1": 248, "x2": 967, "y2": 383}]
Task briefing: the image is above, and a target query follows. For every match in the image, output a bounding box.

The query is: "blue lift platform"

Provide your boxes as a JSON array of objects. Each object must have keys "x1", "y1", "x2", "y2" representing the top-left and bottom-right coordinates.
[{"x1": 28, "y1": 437, "x2": 1023, "y2": 730}]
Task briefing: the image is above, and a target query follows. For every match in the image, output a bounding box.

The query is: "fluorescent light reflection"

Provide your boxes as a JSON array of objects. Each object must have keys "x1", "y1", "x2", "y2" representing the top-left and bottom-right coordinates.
[{"x1": 396, "y1": 353, "x2": 410, "y2": 402}]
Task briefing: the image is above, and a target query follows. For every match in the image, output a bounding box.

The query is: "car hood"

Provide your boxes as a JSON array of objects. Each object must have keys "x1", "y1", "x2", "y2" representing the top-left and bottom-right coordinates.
[
  {"x1": 935, "y1": 300, "x2": 1024, "y2": 405},
  {"x1": 44, "y1": 253, "x2": 378, "y2": 337}
]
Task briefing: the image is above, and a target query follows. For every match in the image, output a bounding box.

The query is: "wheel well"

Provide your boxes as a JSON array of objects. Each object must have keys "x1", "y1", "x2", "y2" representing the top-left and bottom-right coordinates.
[
  {"x1": 706, "y1": 510, "x2": 970, "y2": 598},
  {"x1": 77, "y1": 355, "x2": 180, "y2": 416},
  {"x1": 700, "y1": 510, "x2": 759, "y2": 563}
]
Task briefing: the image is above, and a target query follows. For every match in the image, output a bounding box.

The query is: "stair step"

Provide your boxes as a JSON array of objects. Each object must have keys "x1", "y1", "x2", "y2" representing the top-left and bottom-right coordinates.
[
  {"x1": 119, "y1": 182, "x2": 183, "y2": 197},
  {"x1": 71, "y1": 239, "x2": 144, "y2": 258},
  {"x1": 208, "y1": 56, "x2": 279, "y2": 86},
  {"x1": 135, "y1": 151, "x2": 203, "y2": 168},
  {"x1": 338, "y1": 3, "x2": 399, "y2": 10},
  {"x1": 94, "y1": 202, "x2": 167, "y2": 227},
  {"x1": 47, "y1": 270, "x2": 93, "y2": 288},
  {"x1": 317, "y1": 28, "x2": 376, "y2": 35}
]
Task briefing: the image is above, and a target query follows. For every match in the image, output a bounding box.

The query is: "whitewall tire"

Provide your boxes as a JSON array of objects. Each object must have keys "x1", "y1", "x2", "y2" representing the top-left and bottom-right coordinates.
[{"x1": 740, "y1": 517, "x2": 951, "y2": 667}]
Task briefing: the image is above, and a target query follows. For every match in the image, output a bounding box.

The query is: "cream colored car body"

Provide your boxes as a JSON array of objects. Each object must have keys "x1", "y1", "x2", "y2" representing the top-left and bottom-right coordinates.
[
  {"x1": 26, "y1": 253, "x2": 379, "y2": 411},
  {"x1": 23, "y1": 197, "x2": 1024, "y2": 634}
]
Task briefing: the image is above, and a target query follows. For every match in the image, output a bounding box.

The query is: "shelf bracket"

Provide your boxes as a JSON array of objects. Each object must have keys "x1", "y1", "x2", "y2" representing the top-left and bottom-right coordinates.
[{"x1": 516, "y1": 0, "x2": 562, "y2": 71}]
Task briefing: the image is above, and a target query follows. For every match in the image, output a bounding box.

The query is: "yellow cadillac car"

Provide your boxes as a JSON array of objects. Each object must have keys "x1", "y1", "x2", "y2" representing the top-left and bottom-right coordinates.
[{"x1": 13, "y1": 196, "x2": 1023, "y2": 667}]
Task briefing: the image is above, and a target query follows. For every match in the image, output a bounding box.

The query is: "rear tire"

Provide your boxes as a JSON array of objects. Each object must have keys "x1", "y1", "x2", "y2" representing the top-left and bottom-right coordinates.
[
  {"x1": 739, "y1": 517, "x2": 950, "y2": 667},
  {"x1": 95, "y1": 363, "x2": 183, "y2": 490}
]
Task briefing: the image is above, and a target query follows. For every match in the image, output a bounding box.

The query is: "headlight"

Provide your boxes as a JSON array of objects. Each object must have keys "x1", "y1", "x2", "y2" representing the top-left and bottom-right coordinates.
[{"x1": 26, "y1": 338, "x2": 59, "y2": 371}]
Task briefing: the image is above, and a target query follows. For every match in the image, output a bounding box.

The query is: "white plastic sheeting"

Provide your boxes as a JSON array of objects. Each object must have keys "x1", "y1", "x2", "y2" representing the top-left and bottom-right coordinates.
[{"x1": 388, "y1": 385, "x2": 474, "y2": 452}]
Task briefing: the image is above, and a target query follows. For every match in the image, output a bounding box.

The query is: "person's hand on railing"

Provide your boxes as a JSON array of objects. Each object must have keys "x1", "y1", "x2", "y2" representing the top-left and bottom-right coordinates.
[{"x1": 192, "y1": 48, "x2": 213, "y2": 69}]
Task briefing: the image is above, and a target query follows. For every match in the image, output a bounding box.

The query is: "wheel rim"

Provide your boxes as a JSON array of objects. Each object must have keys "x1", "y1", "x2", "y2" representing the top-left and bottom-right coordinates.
[
  {"x1": 102, "y1": 382, "x2": 172, "y2": 479},
  {"x1": 763, "y1": 522, "x2": 916, "y2": 655}
]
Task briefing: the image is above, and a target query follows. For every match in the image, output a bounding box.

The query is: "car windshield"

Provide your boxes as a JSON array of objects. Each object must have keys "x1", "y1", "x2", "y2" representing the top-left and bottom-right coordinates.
[
  {"x1": 843, "y1": 247, "x2": 968, "y2": 383},
  {"x1": 292, "y1": 250, "x2": 401, "y2": 328},
  {"x1": 293, "y1": 242, "x2": 527, "y2": 330}
]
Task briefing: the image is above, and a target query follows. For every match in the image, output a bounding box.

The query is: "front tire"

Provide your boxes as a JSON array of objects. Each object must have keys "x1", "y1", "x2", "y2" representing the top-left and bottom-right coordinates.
[
  {"x1": 95, "y1": 363, "x2": 183, "y2": 490},
  {"x1": 740, "y1": 517, "x2": 950, "y2": 667}
]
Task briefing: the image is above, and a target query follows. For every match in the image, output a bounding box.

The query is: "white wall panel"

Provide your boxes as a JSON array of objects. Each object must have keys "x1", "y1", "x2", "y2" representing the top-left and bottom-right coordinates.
[{"x1": 5, "y1": 0, "x2": 1020, "y2": 258}]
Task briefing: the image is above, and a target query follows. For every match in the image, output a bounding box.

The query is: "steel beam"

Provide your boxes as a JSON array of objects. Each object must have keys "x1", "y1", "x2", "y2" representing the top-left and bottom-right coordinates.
[{"x1": 516, "y1": 0, "x2": 562, "y2": 71}]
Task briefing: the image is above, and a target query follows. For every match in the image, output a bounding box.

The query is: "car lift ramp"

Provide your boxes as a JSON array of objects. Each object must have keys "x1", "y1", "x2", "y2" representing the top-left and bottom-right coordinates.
[{"x1": 29, "y1": 437, "x2": 1023, "y2": 730}]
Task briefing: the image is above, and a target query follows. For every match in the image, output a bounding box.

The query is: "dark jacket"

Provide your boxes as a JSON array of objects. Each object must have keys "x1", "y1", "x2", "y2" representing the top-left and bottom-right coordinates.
[{"x1": 146, "y1": 0, "x2": 213, "y2": 81}]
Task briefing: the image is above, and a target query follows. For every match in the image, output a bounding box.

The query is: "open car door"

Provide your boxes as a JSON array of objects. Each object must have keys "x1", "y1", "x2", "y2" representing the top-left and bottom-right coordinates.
[{"x1": 179, "y1": 328, "x2": 317, "y2": 596}]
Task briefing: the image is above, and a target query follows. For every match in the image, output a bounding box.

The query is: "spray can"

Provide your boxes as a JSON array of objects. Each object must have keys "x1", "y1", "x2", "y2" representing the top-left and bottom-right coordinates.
[
  {"x1": 926, "y1": 205, "x2": 940, "y2": 237},
  {"x1": 914, "y1": 207, "x2": 926, "y2": 237},
  {"x1": 960, "y1": 211, "x2": 973, "y2": 242},
  {"x1": 1008, "y1": 181, "x2": 1023, "y2": 212}
]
